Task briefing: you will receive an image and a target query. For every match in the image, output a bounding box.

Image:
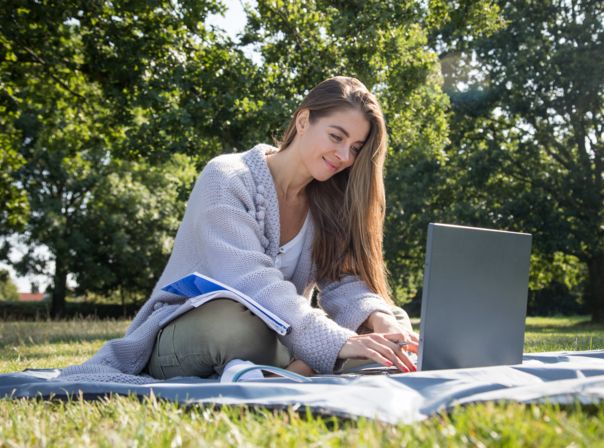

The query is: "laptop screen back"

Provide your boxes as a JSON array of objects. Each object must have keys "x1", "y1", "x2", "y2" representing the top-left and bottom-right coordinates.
[{"x1": 417, "y1": 223, "x2": 532, "y2": 371}]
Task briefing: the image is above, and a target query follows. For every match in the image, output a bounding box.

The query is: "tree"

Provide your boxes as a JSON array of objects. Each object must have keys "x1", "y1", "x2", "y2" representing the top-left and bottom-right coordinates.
[
  {"x1": 1, "y1": 0, "x2": 507, "y2": 314},
  {"x1": 0, "y1": 269, "x2": 19, "y2": 301},
  {"x1": 0, "y1": 114, "x2": 29, "y2": 239},
  {"x1": 13, "y1": 139, "x2": 197, "y2": 315},
  {"x1": 69, "y1": 155, "x2": 197, "y2": 304},
  {"x1": 436, "y1": 0, "x2": 604, "y2": 320},
  {"x1": 8, "y1": 66, "x2": 198, "y2": 315},
  {"x1": 0, "y1": 1, "x2": 258, "y2": 315}
]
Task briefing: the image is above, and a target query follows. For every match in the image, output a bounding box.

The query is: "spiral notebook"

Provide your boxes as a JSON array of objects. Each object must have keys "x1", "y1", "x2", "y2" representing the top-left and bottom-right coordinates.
[{"x1": 159, "y1": 272, "x2": 291, "y2": 336}]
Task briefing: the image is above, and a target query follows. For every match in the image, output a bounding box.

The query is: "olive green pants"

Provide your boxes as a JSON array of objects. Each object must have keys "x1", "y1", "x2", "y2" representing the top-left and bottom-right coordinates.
[{"x1": 146, "y1": 298, "x2": 412, "y2": 379}]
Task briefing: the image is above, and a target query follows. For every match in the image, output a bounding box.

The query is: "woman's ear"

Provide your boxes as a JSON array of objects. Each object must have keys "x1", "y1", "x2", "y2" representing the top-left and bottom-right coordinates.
[{"x1": 296, "y1": 109, "x2": 310, "y2": 135}]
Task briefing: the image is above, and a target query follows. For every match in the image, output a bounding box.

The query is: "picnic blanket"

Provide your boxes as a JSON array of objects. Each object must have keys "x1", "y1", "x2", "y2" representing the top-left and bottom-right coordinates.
[{"x1": 2, "y1": 350, "x2": 604, "y2": 424}]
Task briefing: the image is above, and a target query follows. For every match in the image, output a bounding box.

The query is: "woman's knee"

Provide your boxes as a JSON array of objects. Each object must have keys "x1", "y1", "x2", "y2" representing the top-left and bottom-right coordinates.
[
  {"x1": 173, "y1": 298, "x2": 284, "y2": 367},
  {"x1": 211, "y1": 299, "x2": 275, "y2": 348},
  {"x1": 176, "y1": 299, "x2": 270, "y2": 345}
]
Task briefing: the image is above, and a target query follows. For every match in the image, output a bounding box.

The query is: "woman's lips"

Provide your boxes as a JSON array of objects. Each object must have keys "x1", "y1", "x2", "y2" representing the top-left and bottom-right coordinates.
[{"x1": 322, "y1": 156, "x2": 338, "y2": 172}]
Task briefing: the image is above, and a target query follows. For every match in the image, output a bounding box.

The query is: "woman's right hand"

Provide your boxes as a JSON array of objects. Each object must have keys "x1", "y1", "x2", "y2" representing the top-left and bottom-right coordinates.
[{"x1": 338, "y1": 332, "x2": 418, "y2": 372}]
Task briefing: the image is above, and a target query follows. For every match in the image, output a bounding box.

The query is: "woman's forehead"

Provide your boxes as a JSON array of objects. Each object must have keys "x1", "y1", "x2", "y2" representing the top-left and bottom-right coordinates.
[{"x1": 319, "y1": 108, "x2": 370, "y2": 142}]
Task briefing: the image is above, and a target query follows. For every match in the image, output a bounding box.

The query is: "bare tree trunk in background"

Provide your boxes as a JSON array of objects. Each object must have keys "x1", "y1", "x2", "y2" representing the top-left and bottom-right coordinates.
[
  {"x1": 51, "y1": 262, "x2": 67, "y2": 318},
  {"x1": 587, "y1": 253, "x2": 604, "y2": 323}
]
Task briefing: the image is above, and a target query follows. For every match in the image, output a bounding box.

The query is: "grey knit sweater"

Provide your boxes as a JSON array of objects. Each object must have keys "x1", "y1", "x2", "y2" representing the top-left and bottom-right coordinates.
[{"x1": 58, "y1": 144, "x2": 393, "y2": 383}]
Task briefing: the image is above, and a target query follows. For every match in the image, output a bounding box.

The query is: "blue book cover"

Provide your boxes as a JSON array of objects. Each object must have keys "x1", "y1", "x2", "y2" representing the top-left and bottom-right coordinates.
[
  {"x1": 162, "y1": 273, "x2": 227, "y2": 297},
  {"x1": 161, "y1": 272, "x2": 291, "y2": 335}
]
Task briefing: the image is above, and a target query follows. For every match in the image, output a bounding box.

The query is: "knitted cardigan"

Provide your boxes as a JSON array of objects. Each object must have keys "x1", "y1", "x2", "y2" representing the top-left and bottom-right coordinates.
[{"x1": 58, "y1": 144, "x2": 393, "y2": 383}]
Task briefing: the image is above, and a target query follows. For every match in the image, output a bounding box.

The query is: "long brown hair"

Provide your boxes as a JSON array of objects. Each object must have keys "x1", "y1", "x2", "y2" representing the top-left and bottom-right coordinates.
[{"x1": 279, "y1": 76, "x2": 392, "y2": 303}]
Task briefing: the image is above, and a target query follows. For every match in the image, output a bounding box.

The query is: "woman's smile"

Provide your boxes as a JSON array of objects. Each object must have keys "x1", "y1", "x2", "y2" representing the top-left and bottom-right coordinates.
[{"x1": 322, "y1": 156, "x2": 339, "y2": 172}]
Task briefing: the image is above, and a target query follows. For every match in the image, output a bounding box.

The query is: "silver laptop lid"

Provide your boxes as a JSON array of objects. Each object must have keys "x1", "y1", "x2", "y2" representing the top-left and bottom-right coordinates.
[{"x1": 417, "y1": 223, "x2": 532, "y2": 371}]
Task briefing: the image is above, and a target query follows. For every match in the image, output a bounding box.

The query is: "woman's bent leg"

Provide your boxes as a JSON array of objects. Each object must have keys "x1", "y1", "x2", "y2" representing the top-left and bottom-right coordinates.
[{"x1": 146, "y1": 299, "x2": 293, "y2": 379}]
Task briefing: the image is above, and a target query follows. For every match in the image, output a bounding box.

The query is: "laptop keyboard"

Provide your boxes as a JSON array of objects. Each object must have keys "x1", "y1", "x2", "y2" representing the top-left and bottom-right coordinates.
[{"x1": 353, "y1": 352, "x2": 418, "y2": 375}]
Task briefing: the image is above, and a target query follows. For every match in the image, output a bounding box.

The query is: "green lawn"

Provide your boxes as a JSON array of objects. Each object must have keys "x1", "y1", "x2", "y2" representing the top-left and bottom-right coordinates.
[{"x1": 1, "y1": 317, "x2": 604, "y2": 447}]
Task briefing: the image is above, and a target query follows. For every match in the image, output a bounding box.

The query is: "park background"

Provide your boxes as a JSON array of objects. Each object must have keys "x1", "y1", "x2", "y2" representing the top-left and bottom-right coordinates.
[{"x1": 1, "y1": 0, "x2": 602, "y2": 322}]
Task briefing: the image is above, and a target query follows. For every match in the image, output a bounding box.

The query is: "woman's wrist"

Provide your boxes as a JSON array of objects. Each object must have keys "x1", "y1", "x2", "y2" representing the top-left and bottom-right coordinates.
[{"x1": 364, "y1": 311, "x2": 394, "y2": 330}]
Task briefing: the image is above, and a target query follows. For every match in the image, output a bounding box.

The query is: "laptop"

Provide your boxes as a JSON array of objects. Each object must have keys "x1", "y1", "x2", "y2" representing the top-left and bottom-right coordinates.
[
  {"x1": 417, "y1": 223, "x2": 532, "y2": 371},
  {"x1": 350, "y1": 222, "x2": 532, "y2": 375}
]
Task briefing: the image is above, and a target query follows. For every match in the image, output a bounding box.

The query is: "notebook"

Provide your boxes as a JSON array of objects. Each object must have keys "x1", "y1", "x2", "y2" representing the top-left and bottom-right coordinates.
[{"x1": 159, "y1": 272, "x2": 291, "y2": 336}]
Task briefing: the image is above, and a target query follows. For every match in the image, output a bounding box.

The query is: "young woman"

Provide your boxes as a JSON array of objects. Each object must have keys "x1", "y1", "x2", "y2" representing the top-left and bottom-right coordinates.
[{"x1": 60, "y1": 76, "x2": 418, "y2": 383}]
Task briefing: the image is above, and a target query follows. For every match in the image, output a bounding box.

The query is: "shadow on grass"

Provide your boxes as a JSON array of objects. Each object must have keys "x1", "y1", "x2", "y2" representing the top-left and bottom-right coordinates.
[
  {"x1": 0, "y1": 332, "x2": 124, "y2": 349},
  {"x1": 0, "y1": 347, "x2": 100, "y2": 362},
  {"x1": 525, "y1": 320, "x2": 604, "y2": 334}
]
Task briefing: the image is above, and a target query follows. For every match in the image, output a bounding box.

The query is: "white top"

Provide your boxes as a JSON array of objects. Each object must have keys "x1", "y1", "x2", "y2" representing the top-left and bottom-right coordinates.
[{"x1": 275, "y1": 212, "x2": 311, "y2": 279}]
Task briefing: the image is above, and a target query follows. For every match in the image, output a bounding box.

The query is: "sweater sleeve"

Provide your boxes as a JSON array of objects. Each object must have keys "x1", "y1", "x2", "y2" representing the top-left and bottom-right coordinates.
[
  {"x1": 317, "y1": 276, "x2": 394, "y2": 332},
  {"x1": 188, "y1": 162, "x2": 355, "y2": 373}
]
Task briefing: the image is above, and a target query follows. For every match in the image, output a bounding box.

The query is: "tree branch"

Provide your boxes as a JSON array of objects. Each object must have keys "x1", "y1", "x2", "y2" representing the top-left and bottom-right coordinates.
[
  {"x1": 21, "y1": 46, "x2": 88, "y2": 102},
  {"x1": 264, "y1": 3, "x2": 305, "y2": 54},
  {"x1": 524, "y1": 115, "x2": 576, "y2": 170}
]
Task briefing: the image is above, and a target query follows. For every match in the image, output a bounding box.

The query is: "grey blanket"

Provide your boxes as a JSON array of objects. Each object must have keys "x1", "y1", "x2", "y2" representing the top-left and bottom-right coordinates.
[{"x1": 2, "y1": 350, "x2": 604, "y2": 424}]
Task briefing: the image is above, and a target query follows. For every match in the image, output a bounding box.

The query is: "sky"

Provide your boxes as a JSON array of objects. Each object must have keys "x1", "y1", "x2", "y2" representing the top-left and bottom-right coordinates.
[
  {"x1": 2, "y1": 0, "x2": 250, "y2": 293},
  {"x1": 207, "y1": 0, "x2": 249, "y2": 40}
]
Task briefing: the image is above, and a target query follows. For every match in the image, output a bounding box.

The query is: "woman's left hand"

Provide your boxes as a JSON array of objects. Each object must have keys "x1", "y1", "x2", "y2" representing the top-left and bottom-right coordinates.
[{"x1": 367, "y1": 311, "x2": 419, "y2": 353}]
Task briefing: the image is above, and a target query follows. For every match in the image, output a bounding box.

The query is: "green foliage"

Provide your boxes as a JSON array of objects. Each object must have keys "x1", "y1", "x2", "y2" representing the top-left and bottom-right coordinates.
[
  {"x1": 0, "y1": 116, "x2": 29, "y2": 236},
  {"x1": 0, "y1": 0, "x2": 507, "y2": 312},
  {"x1": 12, "y1": 146, "x2": 198, "y2": 310},
  {"x1": 3, "y1": 0, "x2": 592, "y2": 318},
  {"x1": 71, "y1": 154, "x2": 198, "y2": 300},
  {"x1": 0, "y1": 0, "x2": 253, "y2": 314},
  {"x1": 425, "y1": 0, "x2": 507, "y2": 40},
  {"x1": 0, "y1": 0, "x2": 252, "y2": 158},
  {"x1": 435, "y1": 0, "x2": 604, "y2": 320},
  {"x1": 0, "y1": 268, "x2": 19, "y2": 301}
]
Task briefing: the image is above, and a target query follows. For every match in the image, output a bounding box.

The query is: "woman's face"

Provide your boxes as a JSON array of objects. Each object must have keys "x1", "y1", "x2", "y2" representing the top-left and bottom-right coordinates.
[{"x1": 296, "y1": 107, "x2": 370, "y2": 181}]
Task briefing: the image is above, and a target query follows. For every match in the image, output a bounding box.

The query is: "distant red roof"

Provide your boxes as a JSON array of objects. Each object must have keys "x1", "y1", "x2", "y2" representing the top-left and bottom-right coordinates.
[{"x1": 19, "y1": 292, "x2": 45, "y2": 302}]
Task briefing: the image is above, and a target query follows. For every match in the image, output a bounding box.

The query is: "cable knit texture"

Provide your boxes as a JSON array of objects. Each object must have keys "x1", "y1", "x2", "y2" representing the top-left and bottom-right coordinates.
[{"x1": 58, "y1": 144, "x2": 393, "y2": 383}]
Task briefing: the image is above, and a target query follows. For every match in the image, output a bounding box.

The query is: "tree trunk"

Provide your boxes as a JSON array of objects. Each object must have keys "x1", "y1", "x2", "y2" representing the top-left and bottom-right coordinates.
[
  {"x1": 120, "y1": 287, "x2": 127, "y2": 318},
  {"x1": 51, "y1": 263, "x2": 67, "y2": 319},
  {"x1": 587, "y1": 253, "x2": 604, "y2": 323}
]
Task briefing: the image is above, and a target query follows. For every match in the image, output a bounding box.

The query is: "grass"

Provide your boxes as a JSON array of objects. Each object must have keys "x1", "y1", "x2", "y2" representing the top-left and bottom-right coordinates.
[{"x1": 1, "y1": 316, "x2": 604, "y2": 447}]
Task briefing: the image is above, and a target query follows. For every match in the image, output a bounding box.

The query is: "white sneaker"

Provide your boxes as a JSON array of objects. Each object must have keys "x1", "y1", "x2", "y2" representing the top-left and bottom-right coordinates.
[{"x1": 220, "y1": 359, "x2": 264, "y2": 383}]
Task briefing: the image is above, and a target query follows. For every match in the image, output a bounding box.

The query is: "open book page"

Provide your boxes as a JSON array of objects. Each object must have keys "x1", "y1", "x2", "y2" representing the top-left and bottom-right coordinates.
[{"x1": 160, "y1": 272, "x2": 291, "y2": 336}]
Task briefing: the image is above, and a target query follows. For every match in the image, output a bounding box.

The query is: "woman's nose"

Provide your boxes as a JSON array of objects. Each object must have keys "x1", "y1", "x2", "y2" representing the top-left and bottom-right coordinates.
[{"x1": 335, "y1": 144, "x2": 350, "y2": 162}]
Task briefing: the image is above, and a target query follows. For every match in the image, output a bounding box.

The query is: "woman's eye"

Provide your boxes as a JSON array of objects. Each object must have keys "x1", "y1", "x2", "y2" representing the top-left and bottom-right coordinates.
[
  {"x1": 330, "y1": 134, "x2": 343, "y2": 142},
  {"x1": 352, "y1": 146, "x2": 361, "y2": 154}
]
